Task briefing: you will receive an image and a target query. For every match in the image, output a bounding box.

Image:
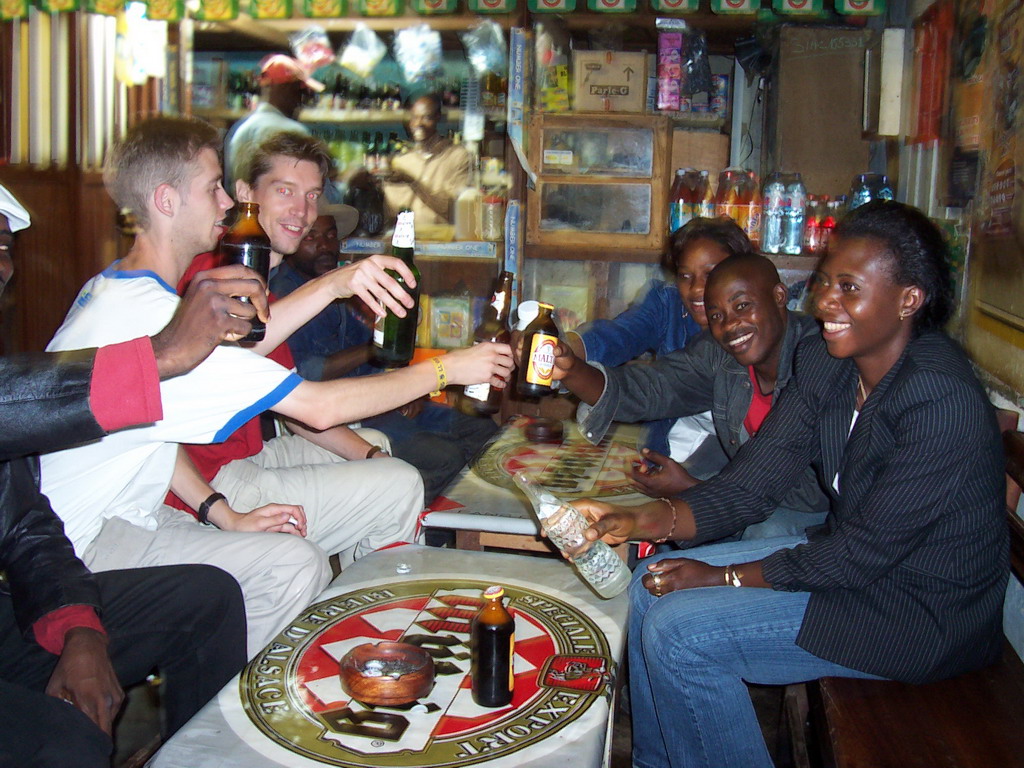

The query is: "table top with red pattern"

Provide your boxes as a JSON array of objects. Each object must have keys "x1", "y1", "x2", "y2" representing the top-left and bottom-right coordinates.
[
  {"x1": 424, "y1": 417, "x2": 652, "y2": 535},
  {"x1": 151, "y1": 546, "x2": 628, "y2": 768}
]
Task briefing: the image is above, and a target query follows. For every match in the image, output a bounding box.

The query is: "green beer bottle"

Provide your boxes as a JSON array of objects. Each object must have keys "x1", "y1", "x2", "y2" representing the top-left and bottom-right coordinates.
[{"x1": 373, "y1": 210, "x2": 420, "y2": 366}]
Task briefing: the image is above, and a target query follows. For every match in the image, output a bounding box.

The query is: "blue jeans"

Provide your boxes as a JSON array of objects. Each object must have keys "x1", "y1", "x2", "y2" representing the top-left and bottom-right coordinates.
[
  {"x1": 741, "y1": 509, "x2": 828, "y2": 541},
  {"x1": 629, "y1": 536, "x2": 883, "y2": 768}
]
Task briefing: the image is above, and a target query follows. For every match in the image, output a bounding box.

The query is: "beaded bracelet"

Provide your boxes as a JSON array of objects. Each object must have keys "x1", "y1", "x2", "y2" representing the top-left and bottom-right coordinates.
[
  {"x1": 653, "y1": 497, "x2": 677, "y2": 543},
  {"x1": 429, "y1": 357, "x2": 447, "y2": 397}
]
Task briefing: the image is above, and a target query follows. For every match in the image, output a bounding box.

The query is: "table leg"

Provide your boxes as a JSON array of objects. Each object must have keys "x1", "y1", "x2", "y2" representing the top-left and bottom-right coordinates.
[{"x1": 456, "y1": 530, "x2": 484, "y2": 551}]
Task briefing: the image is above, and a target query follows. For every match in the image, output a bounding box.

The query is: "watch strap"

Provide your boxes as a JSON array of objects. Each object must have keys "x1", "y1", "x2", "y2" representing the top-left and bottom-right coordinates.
[{"x1": 197, "y1": 492, "x2": 226, "y2": 526}]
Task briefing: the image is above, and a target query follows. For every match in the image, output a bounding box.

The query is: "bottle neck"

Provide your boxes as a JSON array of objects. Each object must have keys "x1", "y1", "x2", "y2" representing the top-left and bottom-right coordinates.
[{"x1": 489, "y1": 274, "x2": 514, "y2": 324}]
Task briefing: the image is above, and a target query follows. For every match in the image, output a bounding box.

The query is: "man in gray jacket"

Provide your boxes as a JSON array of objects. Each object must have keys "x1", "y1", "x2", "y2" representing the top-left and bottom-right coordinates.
[{"x1": 549, "y1": 253, "x2": 829, "y2": 539}]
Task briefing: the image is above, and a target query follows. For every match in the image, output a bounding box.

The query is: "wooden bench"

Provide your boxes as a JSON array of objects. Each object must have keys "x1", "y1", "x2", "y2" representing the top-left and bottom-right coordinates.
[{"x1": 788, "y1": 429, "x2": 1024, "y2": 768}]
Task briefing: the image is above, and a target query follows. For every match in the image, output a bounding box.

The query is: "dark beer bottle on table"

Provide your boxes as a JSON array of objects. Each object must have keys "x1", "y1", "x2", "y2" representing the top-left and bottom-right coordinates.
[
  {"x1": 373, "y1": 210, "x2": 420, "y2": 366},
  {"x1": 471, "y1": 586, "x2": 514, "y2": 707},
  {"x1": 517, "y1": 302, "x2": 559, "y2": 398},
  {"x1": 460, "y1": 270, "x2": 514, "y2": 416},
  {"x1": 219, "y1": 201, "x2": 271, "y2": 343}
]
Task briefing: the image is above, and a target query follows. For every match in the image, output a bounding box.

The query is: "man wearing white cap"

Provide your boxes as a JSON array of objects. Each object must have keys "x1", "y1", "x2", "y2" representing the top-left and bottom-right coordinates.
[
  {"x1": 223, "y1": 53, "x2": 324, "y2": 192},
  {"x1": 0, "y1": 184, "x2": 31, "y2": 297},
  {"x1": 0, "y1": 183, "x2": 288, "y2": 766}
]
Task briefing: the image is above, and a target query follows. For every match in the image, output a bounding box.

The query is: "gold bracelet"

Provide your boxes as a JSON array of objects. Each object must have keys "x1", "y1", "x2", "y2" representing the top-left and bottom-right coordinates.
[
  {"x1": 653, "y1": 497, "x2": 677, "y2": 543},
  {"x1": 725, "y1": 564, "x2": 743, "y2": 587},
  {"x1": 429, "y1": 357, "x2": 447, "y2": 397}
]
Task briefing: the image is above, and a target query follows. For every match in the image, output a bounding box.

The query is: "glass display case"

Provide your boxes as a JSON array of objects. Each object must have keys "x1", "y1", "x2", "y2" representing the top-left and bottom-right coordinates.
[{"x1": 526, "y1": 114, "x2": 671, "y2": 254}]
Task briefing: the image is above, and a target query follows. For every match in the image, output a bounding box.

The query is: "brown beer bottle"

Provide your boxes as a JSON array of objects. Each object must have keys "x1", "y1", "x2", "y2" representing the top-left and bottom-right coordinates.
[
  {"x1": 218, "y1": 201, "x2": 271, "y2": 343},
  {"x1": 460, "y1": 270, "x2": 514, "y2": 416},
  {"x1": 471, "y1": 586, "x2": 514, "y2": 707},
  {"x1": 517, "y1": 302, "x2": 559, "y2": 399}
]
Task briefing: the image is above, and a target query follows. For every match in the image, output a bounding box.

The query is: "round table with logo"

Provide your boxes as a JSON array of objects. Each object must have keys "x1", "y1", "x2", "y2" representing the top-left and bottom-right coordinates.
[{"x1": 149, "y1": 545, "x2": 628, "y2": 768}]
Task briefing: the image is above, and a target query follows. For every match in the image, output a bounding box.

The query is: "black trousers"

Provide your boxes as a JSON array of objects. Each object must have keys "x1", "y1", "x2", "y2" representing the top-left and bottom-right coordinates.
[{"x1": 0, "y1": 564, "x2": 246, "y2": 768}]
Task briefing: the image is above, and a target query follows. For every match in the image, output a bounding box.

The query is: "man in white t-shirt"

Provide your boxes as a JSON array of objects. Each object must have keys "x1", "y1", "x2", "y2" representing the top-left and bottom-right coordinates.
[{"x1": 41, "y1": 117, "x2": 513, "y2": 656}]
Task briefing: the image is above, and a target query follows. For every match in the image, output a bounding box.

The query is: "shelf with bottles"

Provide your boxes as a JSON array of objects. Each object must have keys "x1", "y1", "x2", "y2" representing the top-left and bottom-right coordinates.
[{"x1": 192, "y1": 106, "x2": 506, "y2": 125}]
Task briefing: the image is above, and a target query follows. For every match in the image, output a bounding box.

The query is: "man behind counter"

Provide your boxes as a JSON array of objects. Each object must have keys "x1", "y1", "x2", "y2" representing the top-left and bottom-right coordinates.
[{"x1": 380, "y1": 93, "x2": 471, "y2": 227}]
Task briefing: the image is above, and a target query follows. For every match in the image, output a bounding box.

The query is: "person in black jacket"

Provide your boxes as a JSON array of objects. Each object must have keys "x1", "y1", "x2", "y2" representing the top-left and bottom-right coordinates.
[
  {"x1": 0, "y1": 186, "x2": 271, "y2": 768},
  {"x1": 575, "y1": 201, "x2": 1007, "y2": 768}
]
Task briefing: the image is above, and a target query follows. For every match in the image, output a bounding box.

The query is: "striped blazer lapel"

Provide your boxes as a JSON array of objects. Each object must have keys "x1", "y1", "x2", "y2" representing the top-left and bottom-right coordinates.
[{"x1": 820, "y1": 366, "x2": 858, "y2": 498}]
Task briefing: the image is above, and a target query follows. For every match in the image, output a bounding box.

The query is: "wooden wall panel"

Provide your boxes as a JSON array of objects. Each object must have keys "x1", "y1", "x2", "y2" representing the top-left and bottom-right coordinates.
[
  {"x1": 0, "y1": 167, "x2": 119, "y2": 354},
  {"x1": 766, "y1": 25, "x2": 877, "y2": 197}
]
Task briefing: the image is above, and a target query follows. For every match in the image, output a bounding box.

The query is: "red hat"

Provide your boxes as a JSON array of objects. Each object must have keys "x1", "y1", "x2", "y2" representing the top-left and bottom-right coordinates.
[{"x1": 258, "y1": 54, "x2": 325, "y2": 92}]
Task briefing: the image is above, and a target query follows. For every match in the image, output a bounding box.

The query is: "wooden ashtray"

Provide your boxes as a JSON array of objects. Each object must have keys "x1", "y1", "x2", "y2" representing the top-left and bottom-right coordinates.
[
  {"x1": 339, "y1": 642, "x2": 435, "y2": 706},
  {"x1": 525, "y1": 418, "x2": 564, "y2": 444}
]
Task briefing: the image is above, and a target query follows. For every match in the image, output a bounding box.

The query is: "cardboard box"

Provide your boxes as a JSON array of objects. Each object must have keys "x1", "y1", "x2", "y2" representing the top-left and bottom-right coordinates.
[
  {"x1": 573, "y1": 51, "x2": 647, "y2": 113},
  {"x1": 670, "y1": 129, "x2": 730, "y2": 182}
]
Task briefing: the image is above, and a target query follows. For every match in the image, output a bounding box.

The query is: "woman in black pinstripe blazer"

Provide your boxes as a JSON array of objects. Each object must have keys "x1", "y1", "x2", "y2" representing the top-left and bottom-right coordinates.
[{"x1": 576, "y1": 201, "x2": 1008, "y2": 768}]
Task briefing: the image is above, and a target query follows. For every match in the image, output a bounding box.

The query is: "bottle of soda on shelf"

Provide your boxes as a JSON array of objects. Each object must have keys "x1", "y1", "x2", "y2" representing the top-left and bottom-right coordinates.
[
  {"x1": 470, "y1": 585, "x2": 515, "y2": 708},
  {"x1": 218, "y1": 201, "x2": 271, "y2": 343},
  {"x1": 695, "y1": 170, "x2": 713, "y2": 218},
  {"x1": 803, "y1": 194, "x2": 822, "y2": 254},
  {"x1": 517, "y1": 302, "x2": 559, "y2": 399},
  {"x1": 373, "y1": 211, "x2": 420, "y2": 366},
  {"x1": 668, "y1": 168, "x2": 687, "y2": 233},
  {"x1": 716, "y1": 168, "x2": 760, "y2": 247},
  {"x1": 461, "y1": 271, "x2": 514, "y2": 416},
  {"x1": 818, "y1": 199, "x2": 839, "y2": 253},
  {"x1": 782, "y1": 172, "x2": 806, "y2": 255},
  {"x1": 513, "y1": 472, "x2": 631, "y2": 599},
  {"x1": 760, "y1": 172, "x2": 786, "y2": 255},
  {"x1": 372, "y1": 132, "x2": 386, "y2": 174}
]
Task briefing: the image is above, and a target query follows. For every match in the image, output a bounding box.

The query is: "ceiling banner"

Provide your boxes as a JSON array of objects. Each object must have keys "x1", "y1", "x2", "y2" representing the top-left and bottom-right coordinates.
[
  {"x1": 196, "y1": 0, "x2": 239, "y2": 19},
  {"x1": 527, "y1": 0, "x2": 575, "y2": 12}
]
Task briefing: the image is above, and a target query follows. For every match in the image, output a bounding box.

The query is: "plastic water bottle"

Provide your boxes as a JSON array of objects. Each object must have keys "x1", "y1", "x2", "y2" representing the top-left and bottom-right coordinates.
[
  {"x1": 849, "y1": 174, "x2": 875, "y2": 210},
  {"x1": 512, "y1": 472, "x2": 630, "y2": 599},
  {"x1": 760, "y1": 172, "x2": 785, "y2": 255},
  {"x1": 783, "y1": 173, "x2": 806, "y2": 255},
  {"x1": 876, "y1": 175, "x2": 894, "y2": 201}
]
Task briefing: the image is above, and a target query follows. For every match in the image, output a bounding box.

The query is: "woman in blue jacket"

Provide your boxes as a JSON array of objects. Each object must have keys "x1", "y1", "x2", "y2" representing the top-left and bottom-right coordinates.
[{"x1": 576, "y1": 201, "x2": 1007, "y2": 768}]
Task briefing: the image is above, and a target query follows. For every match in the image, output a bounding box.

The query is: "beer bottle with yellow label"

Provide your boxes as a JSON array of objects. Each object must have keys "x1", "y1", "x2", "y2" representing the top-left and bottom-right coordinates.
[{"x1": 517, "y1": 302, "x2": 558, "y2": 399}]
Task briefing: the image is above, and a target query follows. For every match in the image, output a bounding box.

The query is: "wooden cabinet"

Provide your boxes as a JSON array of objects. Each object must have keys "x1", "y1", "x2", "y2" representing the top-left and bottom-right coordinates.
[{"x1": 526, "y1": 113, "x2": 672, "y2": 261}]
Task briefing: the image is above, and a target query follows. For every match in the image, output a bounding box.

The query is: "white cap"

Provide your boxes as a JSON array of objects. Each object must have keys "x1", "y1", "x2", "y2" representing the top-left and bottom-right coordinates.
[
  {"x1": 516, "y1": 300, "x2": 540, "y2": 331},
  {"x1": 0, "y1": 184, "x2": 31, "y2": 231}
]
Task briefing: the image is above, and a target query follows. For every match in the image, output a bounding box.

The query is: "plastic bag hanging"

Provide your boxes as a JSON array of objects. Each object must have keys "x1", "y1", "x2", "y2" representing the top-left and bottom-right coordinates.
[
  {"x1": 338, "y1": 23, "x2": 387, "y2": 80},
  {"x1": 459, "y1": 19, "x2": 507, "y2": 79},
  {"x1": 290, "y1": 26, "x2": 335, "y2": 73},
  {"x1": 393, "y1": 24, "x2": 443, "y2": 84}
]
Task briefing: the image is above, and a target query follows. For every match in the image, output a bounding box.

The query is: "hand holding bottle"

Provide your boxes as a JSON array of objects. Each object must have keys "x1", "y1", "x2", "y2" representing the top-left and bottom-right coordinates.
[
  {"x1": 327, "y1": 254, "x2": 417, "y2": 318},
  {"x1": 441, "y1": 341, "x2": 514, "y2": 387},
  {"x1": 513, "y1": 473, "x2": 630, "y2": 599},
  {"x1": 510, "y1": 330, "x2": 579, "y2": 382}
]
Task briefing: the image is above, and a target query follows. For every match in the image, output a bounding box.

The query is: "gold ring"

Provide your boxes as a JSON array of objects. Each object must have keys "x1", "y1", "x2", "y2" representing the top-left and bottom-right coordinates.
[{"x1": 651, "y1": 572, "x2": 663, "y2": 595}]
